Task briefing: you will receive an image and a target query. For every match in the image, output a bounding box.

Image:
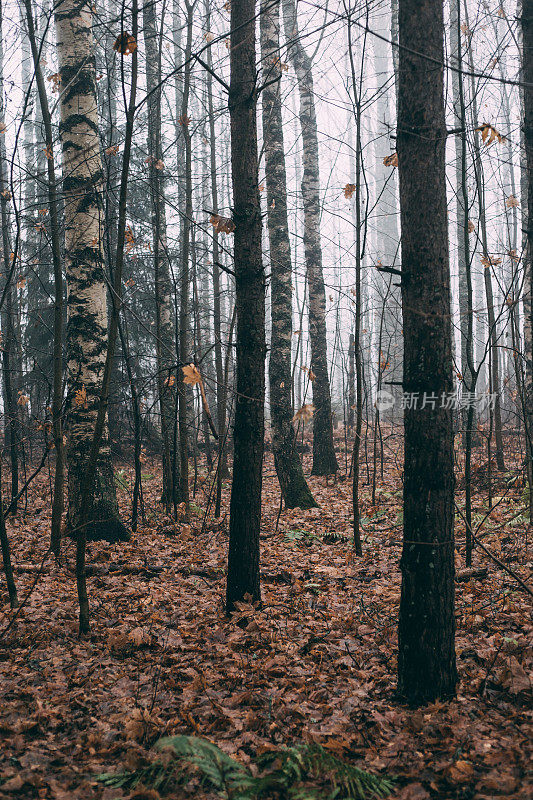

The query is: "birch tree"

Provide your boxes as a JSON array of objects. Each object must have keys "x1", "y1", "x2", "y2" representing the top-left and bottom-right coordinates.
[
  {"x1": 55, "y1": 0, "x2": 128, "y2": 542},
  {"x1": 283, "y1": 0, "x2": 338, "y2": 476},
  {"x1": 260, "y1": 0, "x2": 316, "y2": 509}
]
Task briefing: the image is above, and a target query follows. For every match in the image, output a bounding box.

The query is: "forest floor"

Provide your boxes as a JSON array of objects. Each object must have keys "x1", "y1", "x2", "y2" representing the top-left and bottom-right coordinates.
[{"x1": 0, "y1": 434, "x2": 531, "y2": 799}]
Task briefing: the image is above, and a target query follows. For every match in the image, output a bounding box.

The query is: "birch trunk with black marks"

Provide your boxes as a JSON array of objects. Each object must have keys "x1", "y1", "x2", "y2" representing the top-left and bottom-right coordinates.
[
  {"x1": 260, "y1": 0, "x2": 316, "y2": 509},
  {"x1": 143, "y1": 0, "x2": 180, "y2": 509},
  {"x1": 55, "y1": 0, "x2": 127, "y2": 542},
  {"x1": 397, "y1": 0, "x2": 457, "y2": 705},
  {"x1": 226, "y1": 0, "x2": 265, "y2": 612},
  {"x1": 283, "y1": 0, "x2": 338, "y2": 476}
]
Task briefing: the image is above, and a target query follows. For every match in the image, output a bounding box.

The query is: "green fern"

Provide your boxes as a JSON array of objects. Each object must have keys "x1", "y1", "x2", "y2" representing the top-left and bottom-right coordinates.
[
  {"x1": 96, "y1": 736, "x2": 394, "y2": 799},
  {"x1": 253, "y1": 743, "x2": 395, "y2": 799}
]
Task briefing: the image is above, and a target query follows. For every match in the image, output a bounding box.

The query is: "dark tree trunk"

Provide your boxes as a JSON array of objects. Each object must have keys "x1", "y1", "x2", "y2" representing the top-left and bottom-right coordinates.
[
  {"x1": 260, "y1": 0, "x2": 316, "y2": 509},
  {"x1": 397, "y1": 0, "x2": 457, "y2": 705},
  {"x1": 523, "y1": 0, "x2": 533, "y2": 503},
  {"x1": 226, "y1": 0, "x2": 265, "y2": 613},
  {"x1": 283, "y1": 0, "x2": 338, "y2": 476},
  {"x1": 143, "y1": 0, "x2": 180, "y2": 510}
]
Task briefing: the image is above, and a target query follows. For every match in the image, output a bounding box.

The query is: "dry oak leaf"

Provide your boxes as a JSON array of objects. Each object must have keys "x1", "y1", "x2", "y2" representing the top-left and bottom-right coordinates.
[
  {"x1": 383, "y1": 152, "x2": 398, "y2": 167},
  {"x1": 113, "y1": 32, "x2": 137, "y2": 55},
  {"x1": 344, "y1": 183, "x2": 356, "y2": 199},
  {"x1": 506, "y1": 194, "x2": 519, "y2": 207},
  {"x1": 74, "y1": 385, "x2": 88, "y2": 408},
  {"x1": 468, "y1": 219, "x2": 475, "y2": 232},
  {"x1": 292, "y1": 403, "x2": 315, "y2": 422},
  {"x1": 446, "y1": 759, "x2": 474, "y2": 784},
  {"x1": 182, "y1": 363, "x2": 201, "y2": 386},
  {"x1": 481, "y1": 254, "x2": 501, "y2": 270},
  {"x1": 475, "y1": 122, "x2": 506, "y2": 146},
  {"x1": 209, "y1": 213, "x2": 235, "y2": 234},
  {"x1": 47, "y1": 72, "x2": 61, "y2": 92},
  {"x1": 105, "y1": 144, "x2": 119, "y2": 156}
]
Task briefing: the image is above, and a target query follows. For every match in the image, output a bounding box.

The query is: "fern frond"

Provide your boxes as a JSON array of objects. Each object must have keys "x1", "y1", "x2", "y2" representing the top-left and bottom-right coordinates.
[{"x1": 96, "y1": 736, "x2": 394, "y2": 800}]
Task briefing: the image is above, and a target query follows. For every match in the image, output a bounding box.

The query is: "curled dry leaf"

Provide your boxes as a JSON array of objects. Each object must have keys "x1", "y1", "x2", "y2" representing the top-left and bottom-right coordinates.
[
  {"x1": 292, "y1": 403, "x2": 315, "y2": 422},
  {"x1": 383, "y1": 152, "x2": 398, "y2": 167},
  {"x1": 182, "y1": 363, "x2": 202, "y2": 386},
  {"x1": 344, "y1": 183, "x2": 356, "y2": 199},
  {"x1": 113, "y1": 33, "x2": 137, "y2": 55},
  {"x1": 475, "y1": 123, "x2": 506, "y2": 146},
  {"x1": 209, "y1": 213, "x2": 235, "y2": 234}
]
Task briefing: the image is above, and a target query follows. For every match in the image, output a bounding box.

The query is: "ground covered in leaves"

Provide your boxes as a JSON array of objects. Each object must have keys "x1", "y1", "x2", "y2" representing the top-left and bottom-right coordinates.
[{"x1": 0, "y1": 442, "x2": 531, "y2": 799}]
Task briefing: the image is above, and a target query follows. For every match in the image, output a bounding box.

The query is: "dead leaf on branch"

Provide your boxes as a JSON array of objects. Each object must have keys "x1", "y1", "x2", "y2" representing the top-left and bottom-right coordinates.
[
  {"x1": 292, "y1": 403, "x2": 315, "y2": 423},
  {"x1": 475, "y1": 123, "x2": 506, "y2": 146},
  {"x1": 182, "y1": 364, "x2": 202, "y2": 386},
  {"x1": 113, "y1": 33, "x2": 137, "y2": 55},
  {"x1": 383, "y1": 152, "x2": 398, "y2": 167},
  {"x1": 209, "y1": 213, "x2": 235, "y2": 234},
  {"x1": 344, "y1": 183, "x2": 356, "y2": 199},
  {"x1": 506, "y1": 194, "x2": 519, "y2": 208},
  {"x1": 481, "y1": 254, "x2": 502, "y2": 270},
  {"x1": 300, "y1": 365, "x2": 316, "y2": 381}
]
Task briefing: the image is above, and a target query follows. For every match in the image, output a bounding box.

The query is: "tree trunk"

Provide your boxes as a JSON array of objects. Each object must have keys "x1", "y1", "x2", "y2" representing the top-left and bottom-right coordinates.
[
  {"x1": 260, "y1": 0, "x2": 316, "y2": 509},
  {"x1": 55, "y1": 0, "x2": 128, "y2": 543},
  {"x1": 283, "y1": 0, "x2": 338, "y2": 476},
  {"x1": 523, "y1": 0, "x2": 533, "y2": 512},
  {"x1": 397, "y1": 0, "x2": 457, "y2": 705},
  {"x1": 372, "y1": 3, "x2": 402, "y2": 406},
  {"x1": 177, "y1": 0, "x2": 194, "y2": 514},
  {"x1": 226, "y1": 0, "x2": 265, "y2": 613},
  {"x1": 143, "y1": 0, "x2": 180, "y2": 511}
]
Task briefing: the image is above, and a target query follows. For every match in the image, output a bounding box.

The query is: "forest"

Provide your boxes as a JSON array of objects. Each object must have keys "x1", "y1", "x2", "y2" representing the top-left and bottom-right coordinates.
[{"x1": 0, "y1": 0, "x2": 531, "y2": 797}]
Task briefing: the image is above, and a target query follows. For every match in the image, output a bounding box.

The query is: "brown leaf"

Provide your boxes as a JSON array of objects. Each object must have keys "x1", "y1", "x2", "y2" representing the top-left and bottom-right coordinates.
[
  {"x1": 182, "y1": 363, "x2": 201, "y2": 386},
  {"x1": 209, "y1": 213, "x2": 235, "y2": 234},
  {"x1": 113, "y1": 33, "x2": 137, "y2": 55},
  {"x1": 292, "y1": 403, "x2": 315, "y2": 422}
]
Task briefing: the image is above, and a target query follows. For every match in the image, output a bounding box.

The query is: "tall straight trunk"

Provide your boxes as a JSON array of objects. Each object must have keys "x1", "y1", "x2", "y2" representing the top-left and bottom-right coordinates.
[
  {"x1": 463, "y1": 1, "x2": 505, "y2": 472},
  {"x1": 203, "y1": 0, "x2": 228, "y2": 517},
  {"x1": 55, "y1": 0, "x2": 127, "y2": 542},
  {"x1": 523, "y1": 0, "x2": 533, "y2": 510},
  {"x1": 143, "y1": 0, "x2": 180, "y2": 509},
  {"x1": 226, "y1": 0, "x2": 265, "y2": 612},
  {"x1": 0, "y1": 1, "x2": 17, "y2": 608},
  {"x1": 23, "y1": 0, "x2": 65, "y2": 554},
  {"x1": 283, "y1": 0, "x2": 338, "y2": 476},
  {"x1": 260, "y1": 0, "x2": 316, "y2": 509},
  {"x1": 346, "y1": 13, "x2": 364, "y2": 557},
  {"x1": 450, "y1": 0, "x2": 477, "y2": 443},
  {"x1": 397, "y1": 0, "x2": 457, "y2": 705},
  {"x1": 0, "y1": 3, "x2": 20, "y2": 510},
  {"x1": 177, "y1": 0, "x2": 194, "y2": 513},
  {"x1": 372, "y1": 3, "x2": 402, "y2": 401}
]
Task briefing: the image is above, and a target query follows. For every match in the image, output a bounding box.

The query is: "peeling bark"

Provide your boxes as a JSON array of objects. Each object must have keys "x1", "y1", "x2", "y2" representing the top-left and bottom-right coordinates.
[{"x1": 260, "y1": 0, "x2": 316, "y2": 509}]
